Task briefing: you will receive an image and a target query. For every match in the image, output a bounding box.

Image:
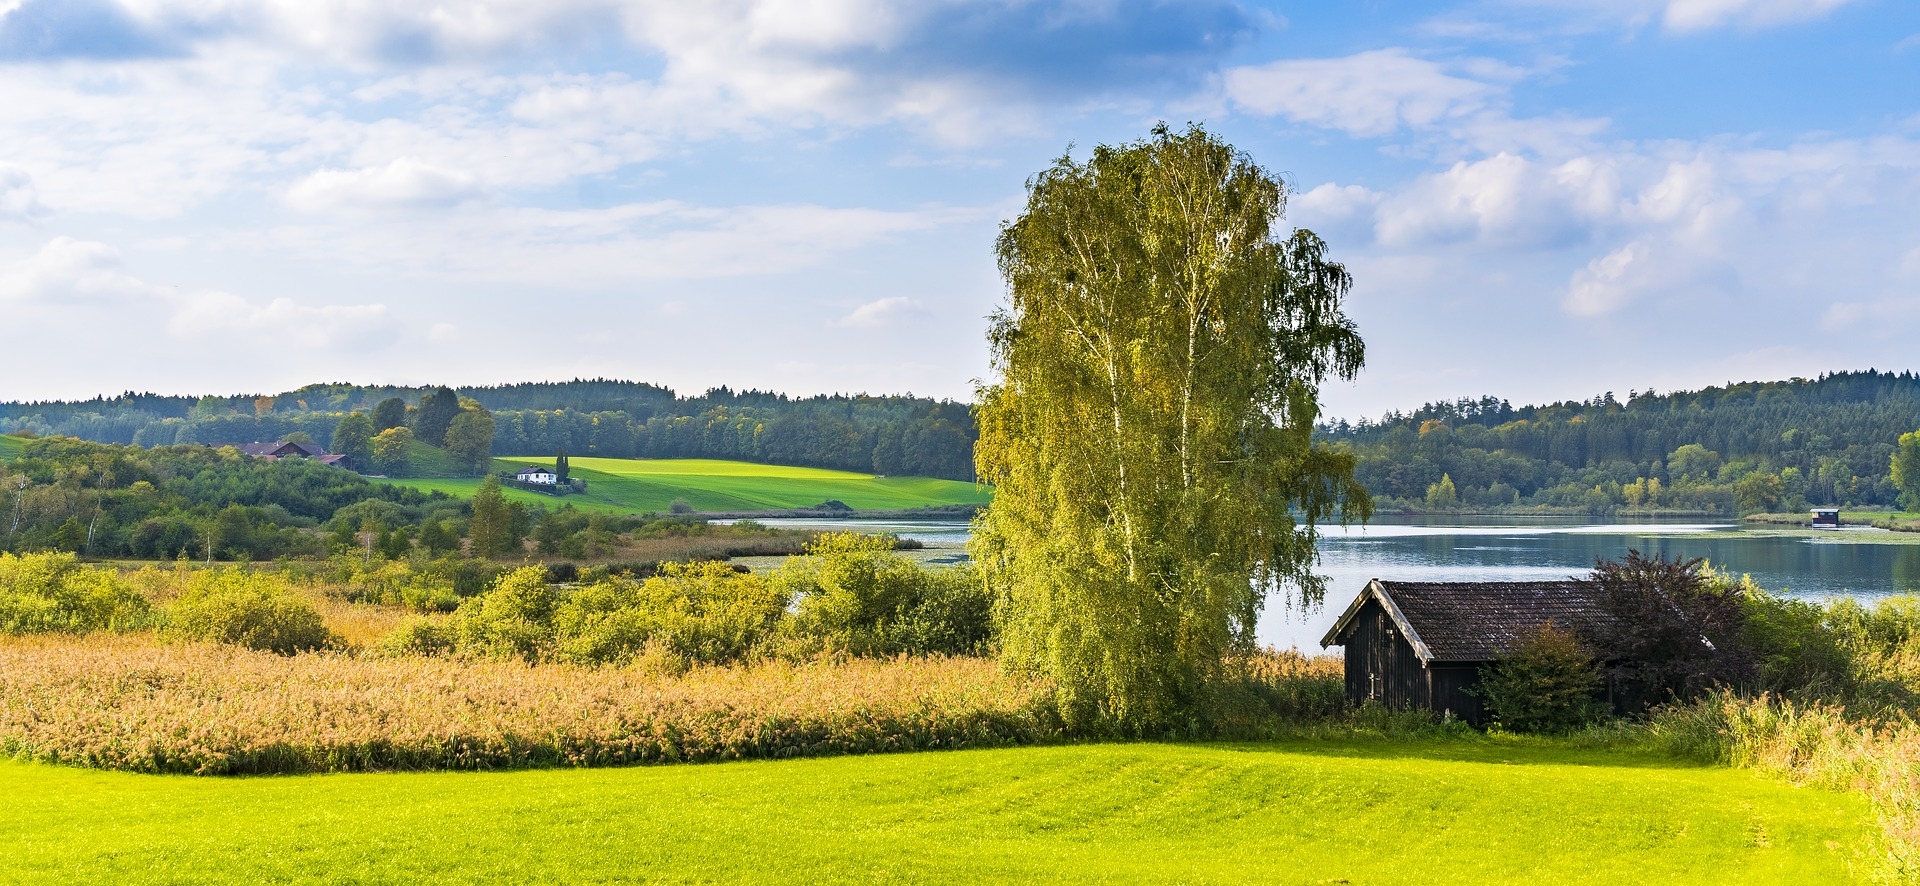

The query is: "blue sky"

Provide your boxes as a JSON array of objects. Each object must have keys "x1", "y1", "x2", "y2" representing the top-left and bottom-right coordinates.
[{"x1": 0, "y1": 0, "x2": 1915, "y2": 420}]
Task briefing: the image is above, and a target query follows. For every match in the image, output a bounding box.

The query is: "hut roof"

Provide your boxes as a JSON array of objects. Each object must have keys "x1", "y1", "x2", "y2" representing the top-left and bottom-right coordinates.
[{"x1": 1321, "y1": 580, "x2": 1614, "y2": 664}]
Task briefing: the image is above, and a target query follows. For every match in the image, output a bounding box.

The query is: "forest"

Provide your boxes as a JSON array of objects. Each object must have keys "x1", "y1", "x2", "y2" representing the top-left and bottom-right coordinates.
[
  {"x1": 1322, "y1": 370, "x2": 1920, "y2": 514},
  {"x1": 0, "y1": 380, "x2": 976, "y2": 482}
]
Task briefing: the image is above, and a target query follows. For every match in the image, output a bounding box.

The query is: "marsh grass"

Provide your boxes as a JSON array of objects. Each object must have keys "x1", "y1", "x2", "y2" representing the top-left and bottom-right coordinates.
[{"x1": 0, "y1": 634, "x2": 1058, "y2": 775}]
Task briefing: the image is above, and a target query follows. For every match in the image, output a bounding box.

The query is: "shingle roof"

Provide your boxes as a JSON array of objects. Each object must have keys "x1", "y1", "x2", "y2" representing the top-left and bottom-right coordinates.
[{"x1": 1322, "y1": 580, "x2": 1615, "y2": 663}]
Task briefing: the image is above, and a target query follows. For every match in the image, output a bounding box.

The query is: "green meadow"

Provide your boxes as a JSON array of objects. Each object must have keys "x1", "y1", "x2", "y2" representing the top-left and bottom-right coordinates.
[
  {"x1": 0, "y1": 741, "x2": 1868, "y2": 885},
  {"x1": 386, "y1": 456, "x2": 992, "y2": 514},
  {"x1": 0, "y1": 434, "x2": 22, "y2": 461}
]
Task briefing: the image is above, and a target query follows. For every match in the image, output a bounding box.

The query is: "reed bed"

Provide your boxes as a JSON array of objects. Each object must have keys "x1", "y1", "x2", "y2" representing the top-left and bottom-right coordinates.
[{"x1": 0, "y1": 635, "x2": 1058, "y2": 775}]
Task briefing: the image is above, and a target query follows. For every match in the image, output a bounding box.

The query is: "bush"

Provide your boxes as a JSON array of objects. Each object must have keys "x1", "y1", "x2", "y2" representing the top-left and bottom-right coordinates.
[
  {"x1": 1741, "y1": 590, "x2": 1852, "y2": 697},
  {"x1": 165, "y1": 569, "x2": 335, "y2": 654},
  {"x1": 774, "y1": 532, "x2": 993, "y2": 657},
  {"x1": 376, "y1": 617, "x2": 456, "y2": 657},
  {"x1": 1474, "y1": 624, "x2": 1608, "y2": 734},
  {"x1": 446, "y1": 566, "x2": 555, "y2": 661},
  {"x1": 0, "y1": 552, "x2": 152, "y2": 634}
]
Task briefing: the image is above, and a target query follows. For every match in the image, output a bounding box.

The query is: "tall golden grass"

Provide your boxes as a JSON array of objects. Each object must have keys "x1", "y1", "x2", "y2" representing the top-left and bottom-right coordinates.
[{"x1": 0, "y1": 634, "x2": 1058, "y2": 775}]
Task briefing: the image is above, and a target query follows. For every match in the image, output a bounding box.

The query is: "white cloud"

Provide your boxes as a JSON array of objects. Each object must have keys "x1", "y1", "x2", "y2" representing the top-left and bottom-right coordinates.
[
  {"x1": 839, "y1": 295, "x2": 918, "y2": 327},
  {"x1": 0, "y1": 237, "x2": 151, "y2": 302},
  {"x1": 0, "y1": 164, "x2": 44, "y2": 222},
  {"x1": 1662, "y1": 0, "x2": 1857, "y2": 32},
  {"x1": 287, "y1": 157, "x2": 482, "y2": 211},
  {"x1": 1224, "y1": 49, "x2": 1500, "y2": 138},
  {"x1": 0, "y1": 236, "x2": 390, "y2": 348}
]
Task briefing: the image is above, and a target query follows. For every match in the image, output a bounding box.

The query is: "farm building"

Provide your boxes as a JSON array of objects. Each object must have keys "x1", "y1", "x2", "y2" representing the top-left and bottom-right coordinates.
[
  {"x1": 239, "y1": 440, "x2": 354, "y2": 470},
  {"x1": 1320, "y1": 580, "x2": 1614, "y2": 726},
  {"x1": 515, "y1": 465, "x2": 559, "y2": 486}
]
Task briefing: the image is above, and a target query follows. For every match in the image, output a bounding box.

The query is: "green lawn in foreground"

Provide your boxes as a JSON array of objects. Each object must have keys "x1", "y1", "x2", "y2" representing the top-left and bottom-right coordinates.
[
  {"x1": 385, "y1": 456, "x2": 992, "y2": 513},
  {"x1": 0, "y1": 741, "x2": 1869, "y2": 884}
]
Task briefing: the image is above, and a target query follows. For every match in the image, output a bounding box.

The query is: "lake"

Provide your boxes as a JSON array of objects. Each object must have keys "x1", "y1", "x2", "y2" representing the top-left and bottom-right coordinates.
[{"x1": 726, "y1": 515, "x2": 1920, "y2": 651}]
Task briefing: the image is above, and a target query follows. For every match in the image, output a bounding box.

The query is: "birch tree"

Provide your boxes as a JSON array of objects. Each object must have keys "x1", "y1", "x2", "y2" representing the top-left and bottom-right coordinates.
[{"x1": 972, "y1": 124, "x2": 1369, "y2": 731}]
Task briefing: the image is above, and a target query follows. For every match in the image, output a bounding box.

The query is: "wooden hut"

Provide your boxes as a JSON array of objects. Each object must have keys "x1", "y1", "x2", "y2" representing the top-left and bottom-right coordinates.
[{"x1": 1319, "y1": 580, "x2": 1613, "y2": 725}]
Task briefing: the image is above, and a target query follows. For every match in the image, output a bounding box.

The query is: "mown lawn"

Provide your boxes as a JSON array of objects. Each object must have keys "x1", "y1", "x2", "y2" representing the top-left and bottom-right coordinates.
[
  {"x1": 385, "y1": 456, "x2": 991, "y2": 513},
  {"x1": 0, "y1": 741, "x2": 1870, "y2": 884}
]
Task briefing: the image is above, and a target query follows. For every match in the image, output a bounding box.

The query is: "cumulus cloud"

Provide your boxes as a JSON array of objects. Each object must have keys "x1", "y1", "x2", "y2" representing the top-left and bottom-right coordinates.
[
  {"x1": 838, "y1": 296, "x2": 919, "y2": 328},
  {"x1": 1224, "y1": 49, "x2": 1501, "y2": 138},
  {"x1": 0, "y1": 236, "x2": 150, "y2": 302},
  {"x1": 287, "y1": 158, "x2": 482, "y2": 212}
]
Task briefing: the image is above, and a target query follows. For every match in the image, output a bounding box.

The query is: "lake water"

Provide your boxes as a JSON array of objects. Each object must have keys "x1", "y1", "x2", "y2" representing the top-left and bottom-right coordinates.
[{"x1": 728, "y1": 516, "x2": 1920, "y2": 651}]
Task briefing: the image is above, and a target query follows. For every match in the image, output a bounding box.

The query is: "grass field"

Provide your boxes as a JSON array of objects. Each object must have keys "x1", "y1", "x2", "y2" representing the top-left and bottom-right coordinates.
[
  {"x1": 385, "y1": 456, "x2": 992, "y2": 514},
  {"x1": 0, "y1": 434, "x2": 23, "y2": 461},
  {"x1": 0, "y1": 741, "x2": 1869, "y2": 884}
]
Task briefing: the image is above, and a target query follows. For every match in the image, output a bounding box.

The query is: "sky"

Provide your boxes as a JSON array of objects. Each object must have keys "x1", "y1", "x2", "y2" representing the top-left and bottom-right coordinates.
[{"x1": 0, "y1": 0, "x2": 1915, "y2": 421}]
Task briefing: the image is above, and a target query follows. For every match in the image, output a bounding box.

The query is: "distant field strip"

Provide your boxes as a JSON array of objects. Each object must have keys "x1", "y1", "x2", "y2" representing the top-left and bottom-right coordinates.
[
  {"x1": 0, "y1": 741, "x2": 1869, "y2": 884},
  {"x1": 397, "y1": 457, "x2": 992, "y2": 513},
  {"x1": 0, "y1": 435, "x2": 23, "y2": 461}
]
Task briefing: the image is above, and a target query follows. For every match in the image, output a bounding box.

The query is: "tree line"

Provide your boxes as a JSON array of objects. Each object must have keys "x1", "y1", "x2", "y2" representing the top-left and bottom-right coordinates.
[
  {"x1": 0, "y1": 380, "x2": 977, "y2": 481},
  {"x1": 1318, "y1": 370, "x2": 1920, "y2": 514}
]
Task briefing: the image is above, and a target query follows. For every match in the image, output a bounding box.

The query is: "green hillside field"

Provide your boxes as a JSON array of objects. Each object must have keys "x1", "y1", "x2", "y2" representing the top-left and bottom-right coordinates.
[
  {"x1": 0, "y1": 434, "x2": 22, "y2": 461},
  {"x1": 0, "y1": 741, "x2": 1868, "y2": 884},
  {"x1": 382, "y1": 457, "x2": 992, "y2": 514}
]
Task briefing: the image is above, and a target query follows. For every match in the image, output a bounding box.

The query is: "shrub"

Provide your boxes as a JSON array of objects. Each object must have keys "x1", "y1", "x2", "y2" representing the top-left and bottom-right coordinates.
[
  {"x1": 0, "y1": 552, "x2": 151, "y2": 634},
  {"x1": 1581, "y1": 550, "x2": 1754, "y2": 707},
  {"x1": 165, "y1": 569, "x2": 335, "y2": 654},
  {"x1": 1740, "y1": 590, "x2": 1851, "y2": 697},
  {"x1": 552, "y1": 561, "x2": 787, "y2": 667},
  {"x1": 774, "y1": 532, "x2": 993, "y2": 657},
  {"x1": 1474, "y1": 624, "x2": 1608, "y2": 734},
  {"x1": 446, "y1": 566, "x2": 555, "y2": 661},
  {"x1": 377, "y1": 617, "x2": 456, "y2": 657}
]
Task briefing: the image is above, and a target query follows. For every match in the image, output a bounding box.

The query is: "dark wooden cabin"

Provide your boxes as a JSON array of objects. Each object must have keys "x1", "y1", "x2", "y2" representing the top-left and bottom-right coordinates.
[{"x1": 1319, "y1": 580, "x2": 1613, "y2": 725}]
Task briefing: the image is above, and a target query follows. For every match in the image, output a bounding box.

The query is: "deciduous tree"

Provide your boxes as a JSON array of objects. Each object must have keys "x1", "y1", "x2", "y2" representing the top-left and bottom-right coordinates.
[
  {"x1": 330, "y1": 412, "x2": 375, "y2": 470},
  {"x1": 413, "y1": 387, "x2": 461, "y2": 446},
  {"x1": 371, "y1": 397, "x2": 408, "y2": 432},
  {"x1": 1892, "y1": 430, "x2": 1920, "y2": 511},
  {"x1": 370, "y1": 426, "x2": 413, "y2": 476},
  {"x1": 972, "y1": 124, "x2": 1369, "y2": 731},
  {"x1": 444, "y1": 407, "x2": 495, "y2": 474}
]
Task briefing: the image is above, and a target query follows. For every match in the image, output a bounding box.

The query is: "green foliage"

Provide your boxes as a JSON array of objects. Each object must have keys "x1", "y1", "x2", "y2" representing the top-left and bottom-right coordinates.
[
  {"x1": 370, "y1": 426, "x2": 412, "y2": 475},
  {"x1": 1326, "y1": 371, "x2": 1920, "y2": 512},
  {"x1": 371, "y1": 397, "x2": 408, "y2": 432},
  {"x1": 467, "y1": 476, "x2": 513, "y2": 558},
  {"x1": 975, "y1": 124, "x2": 1367, "y2": 732},
  {"x1": 1424, "y1": 473, "x2": 1458, "y2": 509},
  {"x1": 446, "y1": 566, "x2": 555, "y2": 660},
  {"x1": 329, "y1": 411, "x2": 374, "y2": 469},
  {"x1": 164, "y1": 569, "x2": 334, "y2": 654},
  {"x1": 1474, "y1": 625, "x2": 1608, "y2": 733},
  {"x1": 775, "y1": 532, "x2": 992, "y2": 657},
  {"x1": 442, "y1": 407, "x2": 495, "y2": 474},
  {"x1": 375, "y1": 616, "x2": 455, "y2": 657},
  {"x1": 552, "y1": 561, "x2": 788, "y2": 667},
  {"x1": 0, "y1": 552, "x2": 151, "y2": 633},
  {"x1": 0, "y1": 437, "x2": 446, "y2": 560},
  {"x1": 1739, "y1": 591, "x2": 1852, "y2": 697},
  {"x1": 443, "y1": 561, "x2": 789, "y2": 666},
  {"x1": 1892, "y1": 429, "x2": 1920, "y2": 511},
  {"x1": 412, "y1": 386, "x2": 462, "y2": 446}
]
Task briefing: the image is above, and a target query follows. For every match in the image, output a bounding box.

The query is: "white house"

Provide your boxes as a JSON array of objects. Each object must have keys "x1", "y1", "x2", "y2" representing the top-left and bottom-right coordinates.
[{"x1": 515, "y1": 465, "x2": 559, "y2": 486}]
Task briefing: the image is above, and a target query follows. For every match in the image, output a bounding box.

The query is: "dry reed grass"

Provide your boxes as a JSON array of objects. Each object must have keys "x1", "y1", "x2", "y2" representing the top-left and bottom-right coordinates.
[{"x1": 0, "y1": 634, "x2": 1058, "y2": 775}]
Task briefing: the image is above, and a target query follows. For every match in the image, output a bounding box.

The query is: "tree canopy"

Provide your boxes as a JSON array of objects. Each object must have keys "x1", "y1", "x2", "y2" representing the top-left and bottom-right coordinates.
[{"x1": 972, "y1": 124, "x2": 1368, "y2": 732}]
